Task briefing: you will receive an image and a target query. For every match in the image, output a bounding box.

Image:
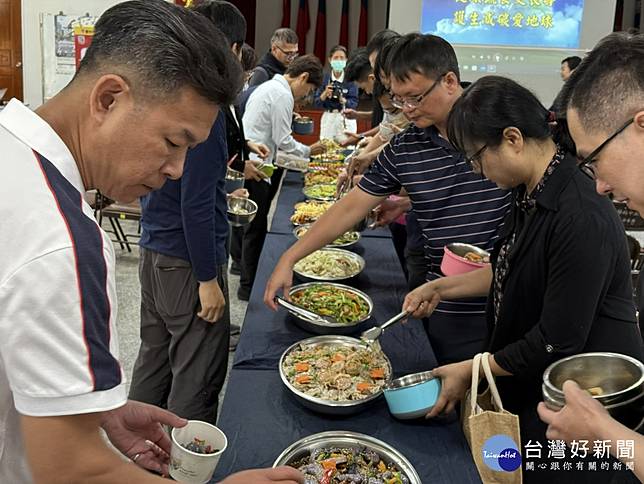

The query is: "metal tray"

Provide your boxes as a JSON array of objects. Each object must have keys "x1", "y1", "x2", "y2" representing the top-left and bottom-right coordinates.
[
  {"x1": 293, "y1": 248, "x2": 365, "y2": 281},
  {"x1": 273, "y1": 431, "x2": 421, "y2": 484},
  {"x1": 279, "y1": 335, "x2": 392, "y2": 415},
  {"x1": 286, "y1": 282, "x2": 373, "y2": 335},
  {"x1": 290, "y1": 201, "x2": 334, "y2": 226},
  {"x1": 292, "y1": 224, "x2": 360, "y2": 249}
]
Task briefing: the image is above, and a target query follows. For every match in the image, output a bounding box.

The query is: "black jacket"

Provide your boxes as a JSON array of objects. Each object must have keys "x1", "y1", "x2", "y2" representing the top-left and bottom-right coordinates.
[
  {"x1": 487, "y1": 154, "x2": 643, "y2": 414},
  {"x1": 224, "y1": 105, "x2": 248, "y2": 173},
  {"x1": 247, "y1": 52, "x2": 285, "y2": 89}
]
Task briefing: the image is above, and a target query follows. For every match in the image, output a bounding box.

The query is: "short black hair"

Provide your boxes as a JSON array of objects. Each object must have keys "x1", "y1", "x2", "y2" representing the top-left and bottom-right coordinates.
[
  {"x1": 564, "y1": 31, "x2": 644, "y2": 133},
  {"x1": 389, "y1": 33, "x2": 460, "y2": 83},
  {"x1": 366, "y1": 29, "x2": 400, "y2": 58},
  {"x1": 448, "y1": 76, "x2": 573, "y2": 155},
  {"x1": 561, "y1": 56, "x2": 582, "y2": 70},
  {"x1": 373, "y1": 79, "x2": 388, "y2": 99},
  {"x1": 192, "y1": 0, "x2": 247, "y2": 48},
  {"x1": 77, "y1": 0, "x2": 242, "y2": 106},
  {"x1": 373, "y1": 35, "x2": 400, "y2": 83},
  {"x1": 271, "y1": 28, "x2": 298, "y2": 46},
  {"x1": 241, "y1": 43, "x2": 257, "y2": 72},
  {"x1": 344, "y1": 48, "x2": 372, "y2": 83},
  {"x1": 285, "y1": 54, "x2": 323, "y2": 88}
]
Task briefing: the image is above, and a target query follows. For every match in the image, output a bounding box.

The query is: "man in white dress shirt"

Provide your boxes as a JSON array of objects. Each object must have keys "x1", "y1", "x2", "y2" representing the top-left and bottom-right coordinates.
[{"x1": 237, "y1": 54, "x2": 325, "y2": 300}]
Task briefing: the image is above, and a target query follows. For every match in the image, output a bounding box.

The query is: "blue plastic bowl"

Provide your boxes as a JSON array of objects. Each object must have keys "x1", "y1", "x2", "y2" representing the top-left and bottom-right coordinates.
[{"x1": 383, "y1": 371, "x2": 441, "y2": 419}]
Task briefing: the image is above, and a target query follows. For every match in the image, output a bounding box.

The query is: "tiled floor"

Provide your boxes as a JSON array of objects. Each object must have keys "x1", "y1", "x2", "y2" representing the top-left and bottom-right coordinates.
[{"x1": 110, "y1": 221, "x2": 249, "y2": 415}]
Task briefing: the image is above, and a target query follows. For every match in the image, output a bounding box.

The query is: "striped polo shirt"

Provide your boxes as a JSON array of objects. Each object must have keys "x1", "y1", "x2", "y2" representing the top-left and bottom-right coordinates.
[{"x1": 359, "y1": 124, "x2": 511, "y2": 315}]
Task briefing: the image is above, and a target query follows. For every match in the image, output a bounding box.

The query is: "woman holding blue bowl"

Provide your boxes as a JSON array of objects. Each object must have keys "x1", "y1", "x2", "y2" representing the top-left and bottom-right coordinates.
[{"x1": 403, "y1": 76, "x2": 643, "y2": 483}]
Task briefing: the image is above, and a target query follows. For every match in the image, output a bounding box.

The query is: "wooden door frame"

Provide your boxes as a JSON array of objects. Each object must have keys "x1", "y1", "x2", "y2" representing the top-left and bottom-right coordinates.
[{"x1": 0, "y1": 0, "x2": 22, "y2": 101}]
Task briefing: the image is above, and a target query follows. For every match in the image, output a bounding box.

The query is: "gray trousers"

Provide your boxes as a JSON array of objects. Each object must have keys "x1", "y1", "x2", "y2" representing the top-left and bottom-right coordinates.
[{"x1": 129, "y1": 249, "x2": 230, "y2": 424}]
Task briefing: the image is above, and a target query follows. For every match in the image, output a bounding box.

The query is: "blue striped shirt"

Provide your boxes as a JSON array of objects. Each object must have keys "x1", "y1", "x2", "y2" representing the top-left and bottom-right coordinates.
[{"x1": 359, "y1": 125, "x2": 511, "y2": 315}]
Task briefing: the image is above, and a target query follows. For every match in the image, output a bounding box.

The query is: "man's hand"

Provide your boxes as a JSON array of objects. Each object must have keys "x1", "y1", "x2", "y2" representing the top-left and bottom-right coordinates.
[
  {"x1": 264, "y1": 256, "x2": 295, "y2": 310},
  {"x1": 229, "y1": 188, "x2": 249, "y2": 199},
  {"x1": 403, "y1": 281, "x2": 441, "y2": 319},
  {"x1": 348, "y1": 150, "x2": 378, "y2": 177},
  {"x1": 220, "y1": 467, "x2": 304, "y2": 484},
  {"x1": 426, "y1": 360, "x2": 473, "y2": 418},
  {"x1": 309, "y1": 142, "x2": 325, "y2": 156},
  {"x1": 339, "y1": 131, "x2": 362, "y2": 147},
  {"x1": 248, "y1": 141, "x2": 270, "y2": 160},
  {"x1": 342, "y1": 108, "x2": 359, "y2": 120},
  {"x1": 537, "y1": 380, "x2": 609, "y2": 443},
  {"x1": 101, "y1": 400, "x2": 187, "y2": 476},
  {"x1": 197, "y1": 278, "x2": 226, "y2": 323},
  {"x1": 244, "y1": 160, "x2": 268, "y2": 182},
  {"x1": 372, "y1": 197, "x2": 410, "y2": 227}
]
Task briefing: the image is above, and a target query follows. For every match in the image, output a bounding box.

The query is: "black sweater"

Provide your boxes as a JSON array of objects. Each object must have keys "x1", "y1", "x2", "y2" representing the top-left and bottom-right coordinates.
[{"x1": 487, "y1": 154, "x2": 643, "y2": 415}]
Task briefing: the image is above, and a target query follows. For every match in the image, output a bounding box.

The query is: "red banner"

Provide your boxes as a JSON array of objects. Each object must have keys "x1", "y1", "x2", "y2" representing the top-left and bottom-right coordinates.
[
  {"x1": 314, "y1": 0, "x2": 326, "y2": 62},
  {"x1": 295, "y1": 0, "x2": 310, "y2": 54},
  {"x1": 339, "y1": 0, "x2": 349, "y2": 48},
  {"x1": 281, "y1": 0, "x2": 291, "y2": 28},
  {"x1": 358, "y1": 0, "x2": 369, "y2": 47}
]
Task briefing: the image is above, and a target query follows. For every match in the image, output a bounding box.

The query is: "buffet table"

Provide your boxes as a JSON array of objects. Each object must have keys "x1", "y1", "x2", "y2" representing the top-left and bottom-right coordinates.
[{"x1": 211, "y1": 169, "x2": 481, "y2": 483}]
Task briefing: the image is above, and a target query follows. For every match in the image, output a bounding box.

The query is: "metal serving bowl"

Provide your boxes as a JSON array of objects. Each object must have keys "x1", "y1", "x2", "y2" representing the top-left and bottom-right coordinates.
[
  {"x1": 226, "y1": 197, "x2": 258, "y2": 227},
  {"x1": 225, "y1": 167, "x2": 244, "y2": 193},
  {"x1": 273, "y1": 431, "x2": 421, "y2": 484},
  {"x1": 542, "y1": 352, "x2": 644, "y2": 430},
  {"x1": 293, "y1": 248, "x2": 365, "y2": 282},
  {"x1": 292, "y1": 116, "x2": 314, "y2": 135},
  {"x1": 279, "y1": 335, "x2": 392, "y2": 415},
  {"x1": 286, "y1": 282, "x2": 373, "y2": 335},
  {"x1": 292, "y1": 224, "x2": 360, "y2": 249}
]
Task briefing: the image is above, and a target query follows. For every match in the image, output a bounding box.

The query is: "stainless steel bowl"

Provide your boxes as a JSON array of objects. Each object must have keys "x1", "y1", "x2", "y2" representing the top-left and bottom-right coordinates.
[
  {"x1": 273, "y1": 431, "x2": 421, "y2": 484},
  {"x1": 279, "y1": 335, "x2": 392, "y2": 415},
  {"x1": 445, "y1": 242, "x2": 490, "y2": 261},
  {"x1": 286, "y1": 282, "x2": 373, "y2": 335},
  {"x1": 542, "y1": 352, "x2": 644, "y2": 430},
  {"x1": 225, "y1": 168, "x2": 245, "y2": 193},
  {"x1": 292, "y1": 116, "x2": 314, "y2": 135},
  {"x1": 292, "y1": 224, "x2": 360, "y2": 248},
  {"x1": 226, "y1": 197, "x2": 258, "y2": 227},
  {"x1": 293, "y1": 248, "x2": 365, "y2": 281},
  {"x1": 302, "y1": 183, "x2": 336, "y2": 202}
]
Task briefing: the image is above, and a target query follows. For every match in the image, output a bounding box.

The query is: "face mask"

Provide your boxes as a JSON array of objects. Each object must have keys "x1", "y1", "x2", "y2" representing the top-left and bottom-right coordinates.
[{"x1": 330, "y1": 59, "x2": 346, "y2": 72}]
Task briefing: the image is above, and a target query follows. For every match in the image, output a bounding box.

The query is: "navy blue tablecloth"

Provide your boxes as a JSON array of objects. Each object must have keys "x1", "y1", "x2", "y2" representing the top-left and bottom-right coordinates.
[
  {"x1": 233, "y1": 233, "x2": 430, "y2": 376},
  {"x1": 212, "y1": 368, "x2": 482, "y2": 483},
  {"x1": 269, "y1": 170, "x2": 391, "y2": 238}
]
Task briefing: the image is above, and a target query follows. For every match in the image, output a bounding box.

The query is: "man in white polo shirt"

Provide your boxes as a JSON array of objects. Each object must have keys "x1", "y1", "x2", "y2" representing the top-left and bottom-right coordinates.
[{"x1": 0, "y1": 1, "x2": 302, "y2": 483}]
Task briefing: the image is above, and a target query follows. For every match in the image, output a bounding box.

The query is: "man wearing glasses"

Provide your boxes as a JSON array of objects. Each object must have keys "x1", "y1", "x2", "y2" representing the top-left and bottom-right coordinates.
[
  {"x1": 537, "y1": 32, "x2": 644, "y2": 482},
  {"x1": 248, "y1": 28, "x2": 299, "y2": 88},
  {"x1": 265, "y1": 33, "x2": 511, "y2": 366}
]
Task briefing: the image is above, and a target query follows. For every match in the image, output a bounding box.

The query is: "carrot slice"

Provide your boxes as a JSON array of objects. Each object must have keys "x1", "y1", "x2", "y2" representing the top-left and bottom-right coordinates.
[
  {"x1": 370, "y1": 368, "x2": 385, "y2": 379},
  {"x1": 295, "y1": 363, "x2": 309, "y2": 372},
  {"x1": 332, "y1": 353, "x2": 345, "y2": 362},
  {"x1": 295, "y1": 375, "x2": 311, "y2": 384},
  {"x1": 321, "y1": 459, "x2": 337, "y2": 470},
  {"x1": 357, "y1": 382, "x2": 372, "y2": 393}
]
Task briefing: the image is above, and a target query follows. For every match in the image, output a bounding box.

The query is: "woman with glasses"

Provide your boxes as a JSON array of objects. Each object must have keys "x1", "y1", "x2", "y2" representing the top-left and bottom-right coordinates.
[
  {"x1": 404, "y1": 76, "x2": 643, "y2": 483},
  {"x1": 314, "y1": 45, "x2": 359, "y2": 141}
]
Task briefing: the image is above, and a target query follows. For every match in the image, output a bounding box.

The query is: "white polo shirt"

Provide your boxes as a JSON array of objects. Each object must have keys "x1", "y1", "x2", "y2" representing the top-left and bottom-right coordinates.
[{"x1": 0, "y1": 99, "x2": 126, "y2": 482}]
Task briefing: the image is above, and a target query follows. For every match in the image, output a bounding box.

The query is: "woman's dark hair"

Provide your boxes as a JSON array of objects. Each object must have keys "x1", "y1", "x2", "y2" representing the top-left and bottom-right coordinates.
[
  {"x1": 373, "y1": 35, "x2": 400, "y2": 83},
  {"x1": 192, "y1": 0, "x2": 246, "y2": 48},
  {"x1": 241, "y1": 43, "x2": 257, "y2": 71},
  {"x1": 285, "y1": 54, "x2": 324, "y2": 88},
  {"x1": 373, "y1": 79, "x2": 387, "y2": 99},
  {"x1": 328, "y1": 45, "x2": 347, "y2": 57},
  {"x1": 447, "y1": 76, "x2": 573, "y2": 155},
  {"x1": 562, "y1": 56, "x2": 582, "y2": 70},
  {"x1": 366, "y1": 29, "x2": 400, "y2": 58},
  {"x1": 344, "y1": 48, "x2": 371, "y2": 82},
  {"x1": 77, "y1": 0, "x2": 243, "y2": 106}
]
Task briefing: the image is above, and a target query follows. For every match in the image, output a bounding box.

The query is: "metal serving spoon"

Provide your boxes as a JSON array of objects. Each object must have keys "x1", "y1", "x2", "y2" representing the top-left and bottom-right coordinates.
[
  {"x1": 360, "y1": 310, "x2": 409, "y2": 343},
  {"x1": 275, "y1": 296, "x2": 340, "y2": 326}
]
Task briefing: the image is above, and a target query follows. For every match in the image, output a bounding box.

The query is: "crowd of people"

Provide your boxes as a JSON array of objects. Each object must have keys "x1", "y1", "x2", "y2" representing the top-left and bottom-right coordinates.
[{"x1": 0, "y1": 0, "x2": 642, "y2": 483}]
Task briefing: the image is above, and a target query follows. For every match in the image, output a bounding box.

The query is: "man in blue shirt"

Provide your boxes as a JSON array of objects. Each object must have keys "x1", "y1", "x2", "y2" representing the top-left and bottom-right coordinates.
[{"x1": 128, "y1": 0, "x2": 246, "y2": 424}]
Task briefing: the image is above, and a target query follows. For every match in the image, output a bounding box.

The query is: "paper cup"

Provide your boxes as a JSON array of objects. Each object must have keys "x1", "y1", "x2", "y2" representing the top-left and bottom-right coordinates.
[{"x1": 170, "y1": 420, "x2": 228, "y2": 483}]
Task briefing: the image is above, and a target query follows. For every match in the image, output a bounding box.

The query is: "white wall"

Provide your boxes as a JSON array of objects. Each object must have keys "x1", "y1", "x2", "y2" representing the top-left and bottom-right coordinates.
[
  {"x1": 254, "y1": 0, "x2": 388, "y2": 63},
  {"x1": 22, "y1": 0, "x2": 122, "y2": 107}
]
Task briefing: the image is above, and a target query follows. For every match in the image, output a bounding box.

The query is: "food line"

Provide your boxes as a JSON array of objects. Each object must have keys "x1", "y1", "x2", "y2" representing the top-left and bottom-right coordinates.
[{"x1": 212, "y1": 165, "x2": 482, "y2": 482}]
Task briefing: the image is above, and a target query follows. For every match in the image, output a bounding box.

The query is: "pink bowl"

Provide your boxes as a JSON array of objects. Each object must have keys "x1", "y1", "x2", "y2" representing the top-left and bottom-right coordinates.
[{"x1": 441, "y1": 243, "x2": 490, "y2": 276}]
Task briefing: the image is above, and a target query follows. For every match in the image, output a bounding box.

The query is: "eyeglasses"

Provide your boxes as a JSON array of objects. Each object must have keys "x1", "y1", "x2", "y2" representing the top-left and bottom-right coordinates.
[
  {"x1": 275, "y1": 45, "x2": 299, "y2": 60},
  {"x1": 464, "y1": 144, "x2": 488, "y2": 169},
  {"x1": 391, "y1": 73, "x2": 446, "y2": 110},
  {"x1": 578, "y1": 117, "x2": 634, "y2": 180}
]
